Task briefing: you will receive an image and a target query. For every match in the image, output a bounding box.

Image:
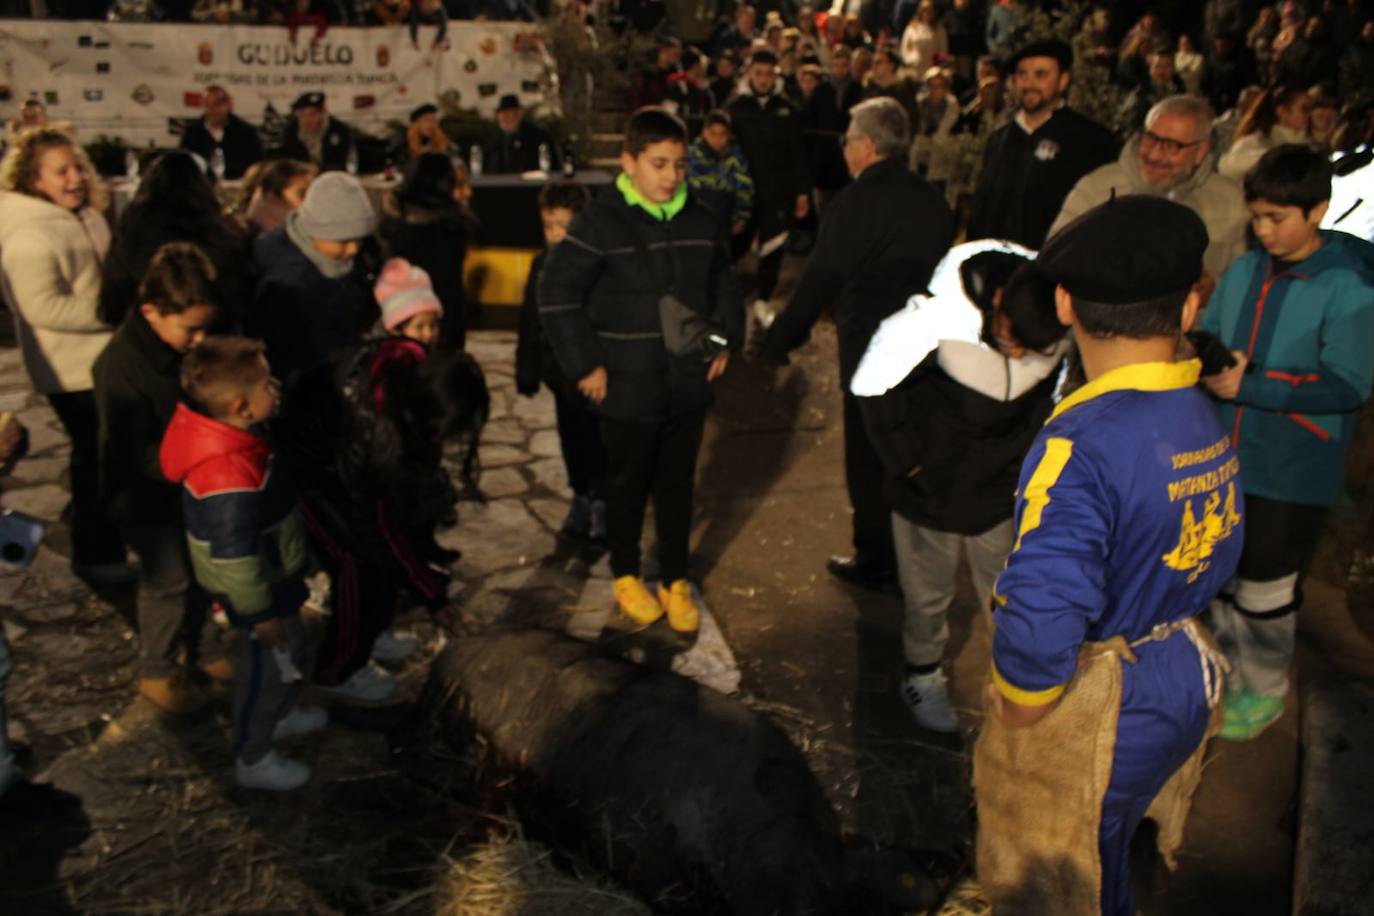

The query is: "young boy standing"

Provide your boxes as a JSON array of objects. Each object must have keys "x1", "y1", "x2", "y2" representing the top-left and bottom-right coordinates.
[
  {"x1": 686, "y1": 110, "x2": 755, "y2": 246},
  {"x1": 977, "y1": 197, "x2": 1243, "y2": 916},
  {"x1": 160, "y1": 338, "x2": 324, "y2": 791},
  {"x1": 515, "y1": 180, "x2": 610, "y2": 543},
  {"x1": 538, "y1": 108, "x2": 744, "y2": 633},
  {"x1": 1200, "y1": 144, "x2": 1374, "y2": 740},
  {"x1": 93, "y1": 242, "x2": 227, "y2": 714}
]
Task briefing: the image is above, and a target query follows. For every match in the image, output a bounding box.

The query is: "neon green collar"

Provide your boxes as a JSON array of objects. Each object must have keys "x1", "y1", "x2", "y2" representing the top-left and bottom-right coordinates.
[
  {"x1": 1050, "y1": 359, "x2": 1202, "y2": 422},
  {"x1": 616, "y1": 172, "x2": 687, "y2": 221}
]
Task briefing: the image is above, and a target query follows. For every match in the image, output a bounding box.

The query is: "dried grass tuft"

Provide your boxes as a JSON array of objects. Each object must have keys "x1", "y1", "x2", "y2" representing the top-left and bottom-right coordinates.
[{"x1": 435, "y1": 829, "x2": 651, "y2": 916}]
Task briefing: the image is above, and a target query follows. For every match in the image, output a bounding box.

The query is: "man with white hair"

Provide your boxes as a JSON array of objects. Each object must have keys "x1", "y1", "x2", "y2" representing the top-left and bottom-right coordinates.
[
  {"x1": 760, "y1": 97, "x2": 954, "y2": 591},
  {"x1": 1051, "y1": 94, "x2": 1248, "y2": 290}
]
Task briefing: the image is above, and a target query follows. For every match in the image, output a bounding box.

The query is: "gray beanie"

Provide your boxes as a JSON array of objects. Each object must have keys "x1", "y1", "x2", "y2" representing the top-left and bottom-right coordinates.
[{"x1": 294, "y1": 172, "x2": 377, "y2": 241}]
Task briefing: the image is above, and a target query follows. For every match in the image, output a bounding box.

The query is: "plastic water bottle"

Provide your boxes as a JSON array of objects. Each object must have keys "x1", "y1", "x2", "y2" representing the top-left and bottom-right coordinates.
[
  {"x1": 470, "y1": 144, "x2": 483, "y2": 177},
  {"x1": 125, "y1": 147, "x2": 139, "y2": 180},
  {"x1": 538, "y1": 142, "x2": 551, "y2": 173},
  {"x1": 561, "y1": 146, "x2": 575, "y2": 177},
  {"x1": 210, "y1": 146, "x2": 226, "y2": 180},
  {"x1": 345, "y1": 140, "x2": 359, "y2": 176}
]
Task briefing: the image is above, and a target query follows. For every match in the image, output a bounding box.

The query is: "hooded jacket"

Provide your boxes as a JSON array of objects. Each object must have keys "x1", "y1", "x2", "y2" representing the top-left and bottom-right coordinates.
[
  {"x1": 1200, "y1": 229, "x2": 1374, "y2": 507},
  {"x1": 686, "y1": 136, "x2": 755, "y2": 236},
  {"x1": 0, "y1": 190, "x2": 112, "y2": 393},
  {"x1": 159, "y1": 402, "x2": 310, "y2": 625},
  {"x1": 537, "y1": 176, "x2": 744, "y2": 422},
  {"x1": 1051, "y1": 136, "x2": 1249, "y2": 282},
  {"x1": 852, "y1": 241, "x2": 1068, "y2": 535}
]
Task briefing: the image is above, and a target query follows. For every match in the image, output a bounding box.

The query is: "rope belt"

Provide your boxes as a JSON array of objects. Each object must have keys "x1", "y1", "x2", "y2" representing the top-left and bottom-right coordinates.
[
  {"x1": 1084, "y1": 617, "x2": 1232, "y2": 710},
  {"x1": 1130, "y1": 618, "x2": 1231, "y2": 709}
]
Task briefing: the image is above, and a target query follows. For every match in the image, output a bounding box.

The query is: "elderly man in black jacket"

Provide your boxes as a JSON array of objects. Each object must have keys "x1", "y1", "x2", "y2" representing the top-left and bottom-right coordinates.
[
  {"x1": 278, "y1": 92, "x2": 356, "y2": 173},
  {"x1": 761, "y1": 97, "x2": 954, "y2": 589},
  {"x1": 179, "y1": 85, "x2": 263, "y2": 180},
  {"x1": 483, "y1": 94, "x2": 562, "y2": 174}
]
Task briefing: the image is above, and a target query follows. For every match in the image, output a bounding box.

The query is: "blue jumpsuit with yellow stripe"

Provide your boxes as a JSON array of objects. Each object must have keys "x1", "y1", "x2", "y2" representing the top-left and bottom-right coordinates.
[{"x1": 992, "y1": 360, "x2": 1244, "y2": 915}]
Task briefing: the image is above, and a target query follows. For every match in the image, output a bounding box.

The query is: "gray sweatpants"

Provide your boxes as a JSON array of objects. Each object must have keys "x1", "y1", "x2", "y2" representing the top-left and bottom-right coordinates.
[
  {"x1": 233, "y1": 614, "x2": 304, "y2": 765},
  {"x1": 892, "y1": 515, "x2": 1013, "y2": 668}
]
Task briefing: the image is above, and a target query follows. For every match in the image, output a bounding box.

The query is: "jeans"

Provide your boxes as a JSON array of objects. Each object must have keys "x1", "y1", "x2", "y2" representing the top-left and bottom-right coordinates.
[
  {"x1": 233, "y1": 614, "x2": 304, "y2": 764},
  {"x1": 600, "y1": 408, "x2": 707, "y2": 584}
]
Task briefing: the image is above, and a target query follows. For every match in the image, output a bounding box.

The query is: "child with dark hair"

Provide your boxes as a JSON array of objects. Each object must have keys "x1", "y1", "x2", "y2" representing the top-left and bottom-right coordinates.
[
  {"x1": 1200, "y1": 144, "x2": 1374, "y2": 740},
  {"x1": 852, "y1": 241, "x2": 1068, "y2": 733},
  {"x1": 978, "y1": 197, "x2": 1242, "y2": 916},
  {"x1": 539, "y1": 108, "x2": 744, "y2": 633},
  {"x1": 160, "y1": 337, "x2": 324, "y2": 791},
  {"x1": 93, "y1": 242, "x2": 228, "y2": 715},
  {"x1": 687, "y1": 109, "x2": 755, "y2": 244},
  {"x1": 516, "y1": 180, "x2": 609, "y2": 542},
  {"x1": 275, "y1": 339, "x2": 488, "y2": 700}
]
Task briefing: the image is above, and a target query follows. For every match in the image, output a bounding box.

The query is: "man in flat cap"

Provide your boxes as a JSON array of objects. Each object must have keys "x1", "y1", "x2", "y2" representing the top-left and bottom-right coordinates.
[
  {"x1": 279, "y1": 92, "x2": 356, "y2": 172},
  {"x1": 966, "y1": 38, "x2": 1117, "y2": 248},
  {"x1": 482, "y1": 94, "x2": 560, "y2": 174},
  {"x1": 974, "y1": 196, "x2": 1243, "y2": 916}
]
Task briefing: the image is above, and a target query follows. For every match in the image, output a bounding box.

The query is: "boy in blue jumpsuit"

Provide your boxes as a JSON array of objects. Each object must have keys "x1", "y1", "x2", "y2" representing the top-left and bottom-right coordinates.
[
  {"x1": 980, "y1": 197, "x2": 1244, "y2": 916},
  {"x1": 1199, "y1": 144, "x2": 1374, "y2": 740}
]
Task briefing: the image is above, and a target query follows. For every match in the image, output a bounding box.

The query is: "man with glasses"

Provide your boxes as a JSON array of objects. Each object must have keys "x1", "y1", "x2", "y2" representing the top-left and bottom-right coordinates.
[
  {"x1": 967, "y1": 39, "x2": 1117, "y2": 248},
  {"x1": 1051, "y1": 94, "x2": 1248, "y2": 292},
  {"x1": 759, "y1": 98, "x2": 953, "y2": 592}
]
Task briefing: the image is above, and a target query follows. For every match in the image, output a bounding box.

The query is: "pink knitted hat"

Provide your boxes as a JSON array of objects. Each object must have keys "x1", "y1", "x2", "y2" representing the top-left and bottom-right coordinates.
[{"x1": 375, "y1": 257, "x2": 443, "y2": 331}]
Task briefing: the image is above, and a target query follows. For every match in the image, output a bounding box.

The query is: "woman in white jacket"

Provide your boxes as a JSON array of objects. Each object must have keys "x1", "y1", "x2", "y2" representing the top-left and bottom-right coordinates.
[
  {"x1": 900, "y1": 2, "x2": 948, "y2": 77},
  {"x1": 0, "y1": 128, "x2": 129, "y2": 582}
]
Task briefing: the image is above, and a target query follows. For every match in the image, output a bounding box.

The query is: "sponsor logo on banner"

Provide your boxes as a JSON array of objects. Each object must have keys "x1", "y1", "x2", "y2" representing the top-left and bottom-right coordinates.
[
  {"x1": 131, "y1": 84, "x2": 154, "y2": 105},
  {"x1": 376, "y1": 45, "x2": 389, "y2": 67},
  {"x1": 478, "y1": 36, "x2": 497, "y2": 55},
  {"x1": 521, "y1": 80, "x2": 539, "y2": 93},
  {"x1": 353, "y1": 94, "x2": 375, "y2": 109},
  {"x1": 96, "y1": 61, "x2": 111, "y2": 74},
  {"x1": 463, "y1": 58, "x2": 477, "y2": 73},
  {"x1": 43, "y1": 91, "x2": 58, "y2": 105},
  {"x1": 478, "y1": 82, "x2": 497, "y2": 97},
  {"x1": 184, "y1": 90, "x2": 203, "y2": 107},
  {"x1": 198, "y1": 42, "x2": 213, "y2": 65},
  {"x1": 83, "y1": 88, "x2": 103, "y2": 101}
]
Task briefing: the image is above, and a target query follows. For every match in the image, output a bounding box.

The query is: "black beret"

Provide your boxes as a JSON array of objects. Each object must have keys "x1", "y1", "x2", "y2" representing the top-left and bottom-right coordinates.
[
  {"x1": 409, "y1": 103, "x2": 438, "y2": 122},
  {"x1": 1037, "y1": 196, "x2": 1209, "y2": 305},
  {"x1": 292, "y1": 92, "x2": 325, "y2": 111},
  {"x1": 1010, "y1": 38, "x2": 1073, "y2": 72},
  {"x1": 497, "y1": 93, "x2": 522, "y2": 112}
]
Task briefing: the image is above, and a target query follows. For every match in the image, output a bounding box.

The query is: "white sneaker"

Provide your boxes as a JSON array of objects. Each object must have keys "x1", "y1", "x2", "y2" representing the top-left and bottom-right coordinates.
[
  {"x1": 273, "y1": 705, "x2": 329, "y2": 741},
  {"x1": 236, "y1": 749, "x2": 311, "y2": 791},
  {"x1": 751, "y1": 299, "x2": 775, "y2": 330},
  {"x1": 318, "y1": 661, "x2": 396, "y2": 703},
  {"x1": 900, "y1": 669, "x2": 961, "y2": 734},
  {"x1": 371, "y1": 628, "x2": 419, "y2": 664}
]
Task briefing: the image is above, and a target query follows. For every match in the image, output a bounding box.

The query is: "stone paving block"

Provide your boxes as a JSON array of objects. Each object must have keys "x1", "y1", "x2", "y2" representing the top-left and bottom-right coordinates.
[
  {"x1": 4, "y1": 484, "x2": 71, "y2": 521},
  {"x1": 18, "y1": 415, "x2": 69, "y2": 455},
  {"x1": 527, "y1": 456, "x2": 569, "y2": 495},
  {"x1": 479, "y1": 417, "x2": 527, "y2": 446},
  {"x1": 19, "y1": 601, "x2": 79, "y2": 623},
  {"x1": 477, "y1": 466, "x2": 528, "y2": 499},
  {"x1": 440, "y1": 499, "x2": 542, "y2": 574},
  {"x1": 509, "y1": 390, "x2": 556, "y2": 429},
  {"x1": 527, "y1": 497, "x2": 569, "y2": 533},
  {"x1": 529, "y1": 429, "x2": 562, "y2": 458},
  {"x1": 477, "y1": 443, "x2": 530, "y2": 469}
]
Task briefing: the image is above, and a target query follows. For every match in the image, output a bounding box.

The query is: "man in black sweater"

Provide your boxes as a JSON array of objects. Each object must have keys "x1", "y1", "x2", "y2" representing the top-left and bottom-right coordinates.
[
  {"x1": 760, "y1": 97, "x2": 954, "y2": 590},
  {"x1": 179, "y1": 85, "x2": 264, "y2": 180},
  {"x1": 966, "y1": 39, "x2": 1117, "y2": 249},
  {"x1": 483, "y1": 94, "x2": 561, "y2": 174}
]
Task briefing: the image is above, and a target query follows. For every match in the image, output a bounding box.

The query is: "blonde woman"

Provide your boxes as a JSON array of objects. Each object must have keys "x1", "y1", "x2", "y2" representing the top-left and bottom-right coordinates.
[{"x1": 0, "y1": 128, "x2": 131, "y2": 584}]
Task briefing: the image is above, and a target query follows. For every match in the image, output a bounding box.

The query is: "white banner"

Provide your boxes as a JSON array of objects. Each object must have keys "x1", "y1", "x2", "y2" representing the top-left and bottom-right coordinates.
[{"x1": 0, "y1": 20, "x2": 557, "y2": 146}]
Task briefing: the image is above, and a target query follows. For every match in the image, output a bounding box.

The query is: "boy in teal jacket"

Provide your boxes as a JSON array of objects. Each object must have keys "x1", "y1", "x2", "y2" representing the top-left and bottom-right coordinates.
[{"x1": 1200, "y1": 144, "x2": 1374, "y2": 739}]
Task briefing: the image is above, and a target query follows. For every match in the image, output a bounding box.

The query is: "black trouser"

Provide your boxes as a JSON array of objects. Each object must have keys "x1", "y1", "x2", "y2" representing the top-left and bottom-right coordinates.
[
  {"x1": 842, "y1": 389, "x2": 895, "y2": 567},
  {"x1": 553, "y1": 385, "x2": 608, "y2": 500},
  {"x1": 732, "y1": 213, "x2": 786, "y2": 303},
  {"x1": 600, "y1": 408, "x2": 707, "y2": 584},
  {"x1": 1236, "y1": 493, "x2": 1327, "y2": 584},
  {"x1": 47, "y1": 390, "x2": 127, "y2": 568}
]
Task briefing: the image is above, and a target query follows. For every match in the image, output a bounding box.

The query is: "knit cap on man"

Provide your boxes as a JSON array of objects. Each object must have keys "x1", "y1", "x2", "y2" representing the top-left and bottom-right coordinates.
[
  {"x1": 295, "y1": 172, "x2": 378, "y2": 241},
  {"x1": 375, "y1": 257, "x2": 443, "y2": 331}
]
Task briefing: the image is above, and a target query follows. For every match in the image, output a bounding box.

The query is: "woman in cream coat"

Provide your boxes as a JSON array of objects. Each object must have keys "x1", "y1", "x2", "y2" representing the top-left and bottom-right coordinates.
[{"x1": 0, "y1": 128, "x2": 129, "y2": 582}]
